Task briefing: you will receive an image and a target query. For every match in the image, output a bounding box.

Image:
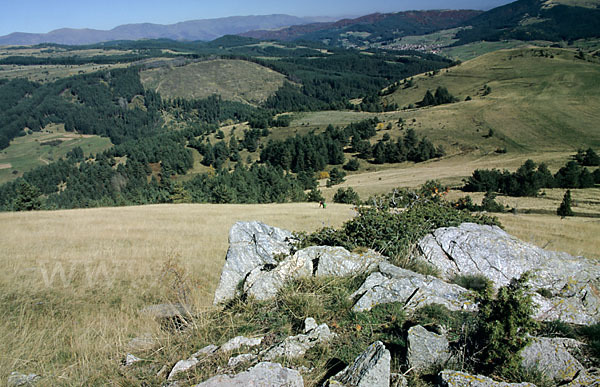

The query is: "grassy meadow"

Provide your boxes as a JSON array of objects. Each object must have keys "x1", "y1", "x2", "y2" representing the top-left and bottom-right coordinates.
[
  {"x1": 0, "y1": 203, "x2": 355, "y2": 384},
  {"x1": 385, "y1": 47, "x2": 600, "y2": 154},
  {"x1": 0, "y1": 125, "x2": 113, "y2": 184},
  {"x1": 2, "y1": 199, "x2": 599, "y2": 384}
]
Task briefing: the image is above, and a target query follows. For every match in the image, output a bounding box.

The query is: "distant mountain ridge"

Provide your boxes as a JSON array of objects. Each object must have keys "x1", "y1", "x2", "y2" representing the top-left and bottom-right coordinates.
[
  {"x1": 454, "y1": 0, "x2": 600, "y2": 44},
  {"x1": 240, "y1": 10, "x2": 483, "y2": 44},
  {"x1": 0, "y1": 15, "x2": 319, "y2": 46}
]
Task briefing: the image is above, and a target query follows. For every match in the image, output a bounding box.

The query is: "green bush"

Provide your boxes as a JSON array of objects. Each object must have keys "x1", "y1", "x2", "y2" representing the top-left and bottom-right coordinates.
[
  {"x1": 480, "y1": 191, "x2": 505, "y2": 213},
  {"x1": 326, "y1": 168, "x2": 346, "y2": 187},
  {"x1": 579, "y1": 323, "x2": 600, "y2": 361},
  {"x1": 333, "y1": 187, "x2": 360, "y2": 205},
  {"x1": 307, "y1": 187, "x2": 324, "y2": 203},
  {"x1": 297, "y1": 188, "x2": 500, "y2": 265},
  {"x1": 473, "y1": 273, "x2": 538, "y2": 373},
  {"x1": 452, "y1": 274, "x2": 493, "y2": 297},
  {"x1": 343, "y1": 158, "x2": 360, "y2": 171}
]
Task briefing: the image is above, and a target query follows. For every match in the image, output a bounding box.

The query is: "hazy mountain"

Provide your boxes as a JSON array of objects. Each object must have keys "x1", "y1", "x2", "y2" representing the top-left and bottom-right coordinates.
[{"x1": 0, "y1": 15, "x2": 318, "y2": 46}]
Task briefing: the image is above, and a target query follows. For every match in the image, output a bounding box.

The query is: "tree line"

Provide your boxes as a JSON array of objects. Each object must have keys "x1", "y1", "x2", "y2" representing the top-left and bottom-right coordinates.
[{"x1": 463, "y1": 156, "x2": 600, "y2": 197}]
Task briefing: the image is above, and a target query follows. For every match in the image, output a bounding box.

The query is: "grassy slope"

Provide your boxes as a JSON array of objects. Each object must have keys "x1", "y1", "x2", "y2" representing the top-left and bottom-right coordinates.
[
  {"x1": 140, "y1": 59, "x2": 287, "y2": 105},
  {"x1": 0, "y1": 203, "x2": 355, "y2": 384},
  {"x1": 0, "y1": 124, "x2": 112, "y2": 184},
  {"x1": 384, "y1": 47, "x2": 600, "y2": 153},
  {"x1": 250, "y1": 48, "x2": 600, "y2": 201}
]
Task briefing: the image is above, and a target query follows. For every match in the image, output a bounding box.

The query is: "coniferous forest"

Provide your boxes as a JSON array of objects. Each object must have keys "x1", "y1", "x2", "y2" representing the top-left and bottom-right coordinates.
[{"x1": 0, "y1": 40, "x2": 453, "y2": 211}]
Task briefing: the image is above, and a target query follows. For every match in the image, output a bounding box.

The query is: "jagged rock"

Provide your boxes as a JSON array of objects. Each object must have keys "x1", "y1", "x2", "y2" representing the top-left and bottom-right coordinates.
[
  {"x1": 123, "y1": 354, "x2": 142, "y2": 367},
  {"x1": 194, "y1": 362, "x2": 303, "y2": 386},
  {"x1": 351, "y1": 262, "x2": 477, "y2": 313},
  {"x1": 244, "y1": 251, "x2": 313, "y2": 300},
  {"x1": 8, "y1": 372, "x2": 40, "y2": 386},
  {"x1": 439, "y1": 370, "x2": 536, "y2": 387},
  {"x1": 262, "y1": 322, "x2": 336, "y2": 360},
  {"x1": 531, "y1": 291, "x2": 599, "y2": 326},
  {"x1": 415, "y1": 223, "x2": 600, "y2": 324},
  {"x1": 307, "y1": 246, "x2": 384, "y2": 277},
  {"x1": 304, "y1": 317, "x2": 318, "y2": 333},
  {"x1": 192, "y1": 344, "x2": 219, "y2": 358},
  {"x1": 214, "y1": 221, "x2": 293, "y2": 304},
  {"x1": 562, "y1": 370, "x2": 600, "y2": 387},
  {"x1": 243, "y1": 246, "x2": 384, "y2": 301},
  {"x1": 329, "y1": 341, "x2": 391, "y2": 387},
  {"x1": 520, "y1": 337, "x2": 585, "y2": 382},
  {"x1": 168, "y1": 358, "x2": 200, "y2": 380},
  {"x1": 407, "y1": 325, "x2": 450, "y2": 371},
  {"x1": 220, "y1": 335, "x2": 263, "y2": 352},
  {"x1": 228, "y1": 353, "x2": 257, "y2": 368}
]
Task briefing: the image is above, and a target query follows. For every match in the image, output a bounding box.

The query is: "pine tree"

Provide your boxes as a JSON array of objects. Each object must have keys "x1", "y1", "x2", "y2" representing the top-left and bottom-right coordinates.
[
  {"x1": 557, "y1": 190, "x2": 574, "y2": 217},
  {"x1": 12, "y1": 181, "x2": 42, "y2": 211}
]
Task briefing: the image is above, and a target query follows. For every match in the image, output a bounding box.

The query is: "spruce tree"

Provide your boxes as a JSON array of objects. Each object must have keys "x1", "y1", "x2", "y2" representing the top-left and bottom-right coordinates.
[{"x1": 557, "y1": 190, "x2": 574, "y2": 217}]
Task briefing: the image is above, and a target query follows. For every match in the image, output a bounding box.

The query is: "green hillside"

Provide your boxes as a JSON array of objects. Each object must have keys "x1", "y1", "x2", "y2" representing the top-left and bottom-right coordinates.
[
  {"x1": 383, "y1": 47, "x2": 600, "y2": 156},
  {"x1": 0, "y1": 125, "x2": 112, "y2": 184},
  {"x1": 140, "y1": 59, "x2": 288, "y2": 105}
]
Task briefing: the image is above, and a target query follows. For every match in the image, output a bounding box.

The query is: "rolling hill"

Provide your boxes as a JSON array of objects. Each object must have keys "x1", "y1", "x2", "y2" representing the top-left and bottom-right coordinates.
[
  {"x1": 382, "y1": 47, "x2": 600, "y2": 154},
  {"x1": 140, "y1": 59, "x2": 287, "y2": 105}
]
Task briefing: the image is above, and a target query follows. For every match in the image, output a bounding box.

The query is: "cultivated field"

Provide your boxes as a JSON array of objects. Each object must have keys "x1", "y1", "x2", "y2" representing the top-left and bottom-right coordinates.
[{"x1": 0, "y1": 203, "x2": 354, "y2": 384}]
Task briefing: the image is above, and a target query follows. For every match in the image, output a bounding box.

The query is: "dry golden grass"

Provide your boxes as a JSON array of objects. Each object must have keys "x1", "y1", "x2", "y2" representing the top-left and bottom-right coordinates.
[
  {"x1": 318, "y1": 151, "x2": 574, "y2": 200},
  {"x1": 495, "y1": 213, "x2": 600, "y2": 259},
  {"x1": 0, "y1": 203, "x2": 354, "y2": 384}
]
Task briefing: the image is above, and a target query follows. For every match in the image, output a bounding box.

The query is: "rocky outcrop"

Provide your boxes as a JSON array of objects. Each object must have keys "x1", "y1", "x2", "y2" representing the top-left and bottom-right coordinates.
[
  {"x1": 243, "y1": 250, "x2": 313, "y2": 301},
  {"x1": 228, "y1": 353, "x2": 257, "y2": 368},
  {"x1": 220, "y1": 335, "x2": 263, "y2": 352},
  {"x1": 520, "y1": 337, "x2": 585, "y2": 382},
  {"x1": 244, "y1": 246, "x2": 385, "y2": 301},
  {"x1": 351, "y1": 262, "x2": 477, "y2": 313},
  {"x1": 262, "y1": 318, "x2": 336, "y2": 360},
  {"x1": 439, "y1": 370, "x2": 536, "y2": 387},
  {"x1": 213, "y1": 221, "x2": 294, "y2": 304},
  {"x1": 183, "y1": 221, "x2": 600, "y2": 387},
  {"x1": 7, "y1": 372, "x2": 40, "y2": 386},
  {"x1": 168, "y1": 336, "x2": 262, "y2": 380},
  {"x1": 309, "y1": 246, "x2": 384, "y2": 277},
  {"x1": 562, "y1": 371, "x2": 600, "y2": 387},
  {"x1": 168, "y1": 358, "x2": 200, "y2": 380},
  {"x1": 415, "y1": 223, "x2": 600, "y2": 324},
  {"x1": 194, "y1": 361, "x2": 303, "y2": 386},
  {"x1": 407, "y1": 325, "x2": 450, "y2": 371},
  {"x1": 328, "y1": 341, "x2": 391, "y2": 387},
  {"x1": 123, "y1": 354, "x2": 142, "y2": 367}
]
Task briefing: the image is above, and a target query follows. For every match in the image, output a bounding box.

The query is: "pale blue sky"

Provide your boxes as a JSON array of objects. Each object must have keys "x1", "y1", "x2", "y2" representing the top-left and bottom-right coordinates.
[{"x1": 0, "y1": 0, "x2": 514, "y2": 36}]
